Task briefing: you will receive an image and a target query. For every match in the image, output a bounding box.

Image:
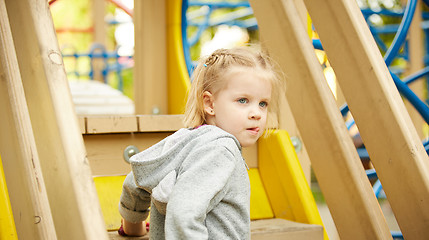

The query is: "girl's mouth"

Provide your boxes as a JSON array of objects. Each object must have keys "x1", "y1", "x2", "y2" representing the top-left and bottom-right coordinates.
[{"x1": 247, "y1": 127, "x2": 260, "y2": 135}]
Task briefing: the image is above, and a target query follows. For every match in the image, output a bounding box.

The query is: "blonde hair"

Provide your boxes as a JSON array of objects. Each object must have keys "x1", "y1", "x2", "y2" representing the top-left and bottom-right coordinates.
[{"x1": 183, "y1": 47, "x2": 282, "y2": 128}]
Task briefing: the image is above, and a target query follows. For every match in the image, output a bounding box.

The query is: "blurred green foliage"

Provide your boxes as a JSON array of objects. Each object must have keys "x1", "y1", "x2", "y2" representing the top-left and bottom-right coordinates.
[
  {"x1": 51, "y1": 0, "x2": 411, "y2": 102},
  {"x1": 51, "y1": 0, "x2": 134, "y2": 99}
]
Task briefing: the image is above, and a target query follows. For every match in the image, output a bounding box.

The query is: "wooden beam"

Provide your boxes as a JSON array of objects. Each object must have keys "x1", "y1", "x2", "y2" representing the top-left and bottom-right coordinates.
[
  {"x1": 249, "y1": 0, "x2": 392, "y2": 238},
  {"x1": 80, "y1": 114, "x2": 258, "y2": 173},
  {"x1": 92, "y1": 0, "x2": 106, "y2": 45},
  {"x1": 91, "y1": 0, "x2": 106, "y2": 82},
  {"x1": 85, "y1": 133, "x2": 171, "y2": 176},
  {"x1": 269, "y1": 0, "x2": 312, "y2": 183},
  {"x1": 81, "y1": 114, "x2": 184, "y2": 134},
  {"x1": 134, "y1": 0, "x2": 168, "y2": 114},
  {"x1": 0, "y1": 1, "x2": 56, "y2": 238},
  {"x1": 404, "y1": 0, "x2": 425, "y2": 139},
  {"x1": 137, "y1": 114, "x2": 184, "y2": 132},
  {"x1": 86, "y1": 115, "x2": 138, "y2": 134},
  {"x1": 5, "y1": 0, "x2": 108, "y2": 239},
  {"x1": 84, "y1": 132, "x2": 258, "y2": 176},
  {"x1": 303, "y1": 0, "x2": 429, "y2": 238}
]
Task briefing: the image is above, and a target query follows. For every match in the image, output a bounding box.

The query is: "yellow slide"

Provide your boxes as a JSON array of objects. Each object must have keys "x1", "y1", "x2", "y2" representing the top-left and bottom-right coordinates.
[
  {"x1": 94, "y1": 129, "x2": 327, "y2": 239},
  {"x1": 258, "y1": 130, "x2": 328, "y2": 239},
  {"x1": 0, "y1": 156, "x2": 18, "y2": 240}
]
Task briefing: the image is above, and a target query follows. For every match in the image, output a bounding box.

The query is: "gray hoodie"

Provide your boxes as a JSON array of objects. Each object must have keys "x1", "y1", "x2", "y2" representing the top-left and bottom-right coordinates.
[{"x1": 119, "y1": 125, "x2": 250, "y2": 239}]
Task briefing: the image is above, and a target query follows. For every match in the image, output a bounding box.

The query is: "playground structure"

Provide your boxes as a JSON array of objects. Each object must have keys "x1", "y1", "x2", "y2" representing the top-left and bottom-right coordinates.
[{"x1": 1, "y1": 0, "x2": 429, "y2": 240}]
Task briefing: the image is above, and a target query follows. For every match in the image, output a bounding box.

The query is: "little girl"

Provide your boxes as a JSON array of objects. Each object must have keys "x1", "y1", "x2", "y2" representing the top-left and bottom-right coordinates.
[{"x1": 118, "y1": 47, "x2": 281, "y2": 239}]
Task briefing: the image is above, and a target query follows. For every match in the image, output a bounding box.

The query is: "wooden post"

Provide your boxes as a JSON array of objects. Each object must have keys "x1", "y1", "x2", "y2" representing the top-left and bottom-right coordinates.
[
  {"x1": 4, "y1": 0, "x2": 108, "y2": 239},
  {"x1": 404, "y1": 0, "x2": 425, "y2": 139},
  {"x1": 249, "y1": 0, "x2": 392, "y2": 239},
  {"x1": 275, "y1": 0, "x2": 312, "y2": 183},
  {"x1": 303, "y1": 0, "x2": 429, "y2": 238},
  {"x1": 92, "y1": 0, "x2": 106, "y2": 82},
  {"x1": 0, "y1": 1, "x2": 56, "y2": 238},
  {"x1": 134, "y1": 0, "x2": 168, "y2": 114}
]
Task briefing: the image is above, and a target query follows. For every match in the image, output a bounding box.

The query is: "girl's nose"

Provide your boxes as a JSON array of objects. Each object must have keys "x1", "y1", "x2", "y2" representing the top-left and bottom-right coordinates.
[{"x1": 249, "y1": 108, "x2": 262, "y2": 120}]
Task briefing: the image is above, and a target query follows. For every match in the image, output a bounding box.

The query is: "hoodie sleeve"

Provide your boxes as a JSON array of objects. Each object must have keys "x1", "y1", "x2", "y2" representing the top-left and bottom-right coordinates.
[
  {"x1": 164, "y1": 141, "x2": 238, "y2": 239},
  {"x1": 119, "y1": 172, "x2": 151, "y2": 223}
]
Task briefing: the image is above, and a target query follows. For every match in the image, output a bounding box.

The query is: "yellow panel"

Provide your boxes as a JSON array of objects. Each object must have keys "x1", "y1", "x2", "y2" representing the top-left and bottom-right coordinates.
[
  {"x1": 94, "y1": 175, "x2": 126, "y2": 231},
  {"x1": 258, "y1": 130, "x2": 328, "y2": 239},
  {"x1": 248, "y1": 168, "x2": 274, "y2": 220},
  {"x1": 166, "y1": 0, "x2": 191, "y2": 114},
  {"x1": 95, "y1": 169, "x2": 275, "y2": 228},
  {"x1": 0, "y1": 156, "x2": 18, "y2": 240}
]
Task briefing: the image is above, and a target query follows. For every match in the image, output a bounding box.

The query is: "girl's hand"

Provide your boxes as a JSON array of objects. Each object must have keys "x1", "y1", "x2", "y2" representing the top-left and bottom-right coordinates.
[{"x1": 119, "y1": 218, "x2": 148, "y2": 237}]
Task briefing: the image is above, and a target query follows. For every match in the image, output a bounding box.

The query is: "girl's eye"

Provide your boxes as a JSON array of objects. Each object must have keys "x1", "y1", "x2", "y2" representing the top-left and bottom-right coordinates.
[
  {"x1": 238, "y1": 98, "x2": 248, "y2": 104},
  {"x1": 259, "y1": 101, "x2": 268, "y2": 108}
]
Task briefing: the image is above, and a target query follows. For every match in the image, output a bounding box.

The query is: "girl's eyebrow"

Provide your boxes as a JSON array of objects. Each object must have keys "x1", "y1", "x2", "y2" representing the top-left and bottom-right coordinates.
[{"x1": 259, "y1": 96, "x2": 271, "y2": 101}]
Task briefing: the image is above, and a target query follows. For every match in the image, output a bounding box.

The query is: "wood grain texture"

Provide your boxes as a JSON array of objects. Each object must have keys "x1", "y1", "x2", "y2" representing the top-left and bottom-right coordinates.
[
  {"x1": 249, "y1": 0, "x2": 391, "y2": 238},
  {"x1": 304, "y1": 0, "x2": 429, "y2": 238}
]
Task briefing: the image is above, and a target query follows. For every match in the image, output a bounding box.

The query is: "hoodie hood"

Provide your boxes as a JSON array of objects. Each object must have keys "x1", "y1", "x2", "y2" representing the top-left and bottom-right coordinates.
[{"x1": 129, "y1": 125, "x2": 241, "y2": 192}]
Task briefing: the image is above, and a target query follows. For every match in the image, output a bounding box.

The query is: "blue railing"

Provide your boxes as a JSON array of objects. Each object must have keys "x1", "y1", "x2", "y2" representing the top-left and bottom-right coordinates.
[
  {"x1": 62, "y1": 43, "x2": 133, "y2": 91},
  {"x1": 183, "y1": 0, "x2": 256, "y2": 75}
]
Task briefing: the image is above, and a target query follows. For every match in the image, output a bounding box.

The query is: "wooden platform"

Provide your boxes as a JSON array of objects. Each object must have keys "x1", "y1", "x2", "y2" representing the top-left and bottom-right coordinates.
[
  {"x1": 107, "y1": 219, "x2": 323, "y2": 240},
  {"x1": 80, "y1": 115, "x2": 258, "y2": 177},
  {"x1": 69, "y1": 80, "x2": 134, "y2": 115},
  {"x1": 251, "y1": 219, "x2": 323, "y2": 240}
]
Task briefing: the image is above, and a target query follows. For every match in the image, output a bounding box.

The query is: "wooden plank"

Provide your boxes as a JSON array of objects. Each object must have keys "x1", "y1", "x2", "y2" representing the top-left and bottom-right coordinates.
[
  {"x1": 84, "y1": 131, "x2": 258, "y2": 176},
  {"x1": 0, "y1": 2, "x2": 56, "y2": 238},
  {"x1": 243, "y1": 144, "x2": 258, "y2": 169},
  {"x1": 85, "y1": 132, "x2": 170, "y2": 176},
  {"x1": 404, "y1": 0, "x2": 425, "y2": 139},
  {"x1": 274, "y1": 0, "x2": 312, "y2": 183},
  {"x1": 69, "y1": 80, "x2": 135, "y2": 115},
  {"x1": 91, "y1": 0, "x2": 106, "y2": 82},
  {"x1": 81, "y1": 115, "x2": 185, "y2": 134},
  {"x1": 86, "y1": 115, "x2": 138, "y2": 133},
  {"x1": 251, "y1": 218, "x2": 323, "y2": 240},
  {"x1": 78, "y1": 116, "x2": 86, "y2": 134},
  {"x1": 134, "y1": 0, "x2": 168, "y2": 114},
  {"x1": 5, "y1": 0, "x2": 108, "y2": 239},
  {"x1": 249, "y1": 0, "x2": 392, "y2": 239},
  {"x1": 304, "y1": 0, "x2": 429, "y2": 238},
  {"x1": 138, "y1": 114, "x2": 184, "y2": 132},
  {"x1": 92, "y1": 0, "x2": 106, "y2": 46}
]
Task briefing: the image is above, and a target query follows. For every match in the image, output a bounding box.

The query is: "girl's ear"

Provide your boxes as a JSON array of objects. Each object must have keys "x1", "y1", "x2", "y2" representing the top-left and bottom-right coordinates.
[{"x1": 203, "y1": 91, "x2": 215, "y2": 116}]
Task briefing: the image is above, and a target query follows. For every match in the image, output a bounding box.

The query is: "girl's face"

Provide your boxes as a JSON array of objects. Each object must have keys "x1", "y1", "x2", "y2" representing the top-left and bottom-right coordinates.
[{"x1": 203, "y1": 69, "x2": 272, "y2": 147}]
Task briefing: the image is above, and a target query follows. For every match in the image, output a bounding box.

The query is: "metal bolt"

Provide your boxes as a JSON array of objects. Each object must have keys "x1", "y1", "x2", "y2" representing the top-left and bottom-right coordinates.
[
  {"x1": 290, "y1": 136, "x2": 302, "y2": 153},
  {"x1": 152, "y1": 107, "x2": 160, "y2": 115},
  {"x1": 123, "y1": 145, "x2": 139, "y2": 164}
]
